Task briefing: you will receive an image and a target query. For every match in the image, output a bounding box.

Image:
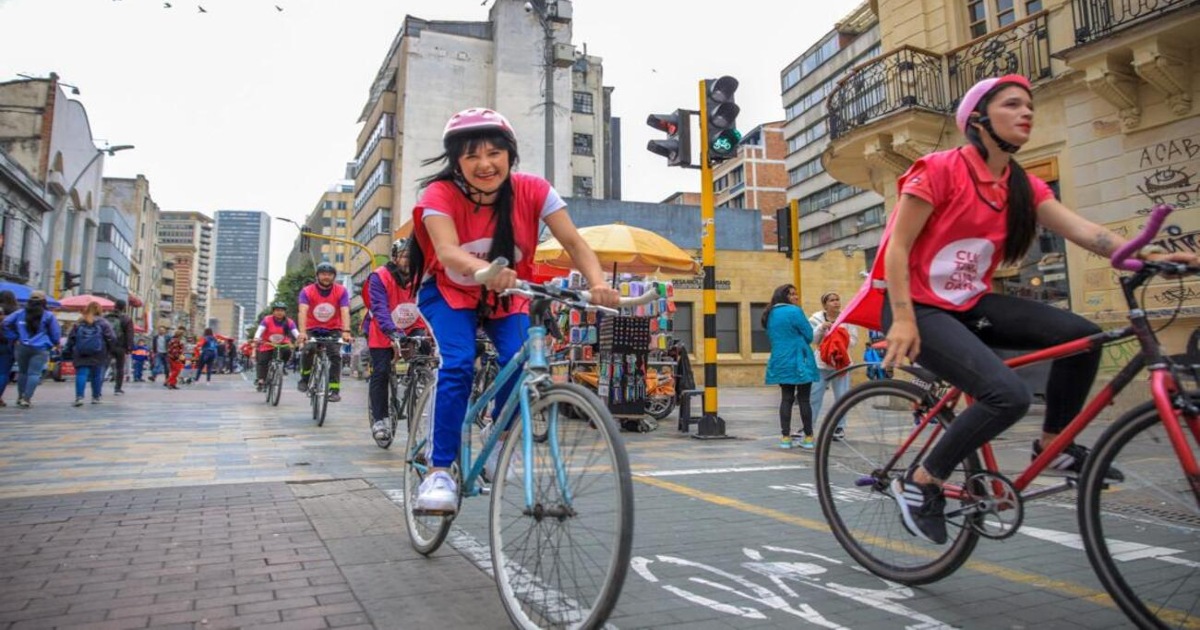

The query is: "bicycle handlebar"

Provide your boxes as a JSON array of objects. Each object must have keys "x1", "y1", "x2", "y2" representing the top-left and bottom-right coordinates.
[
  {"x1": 473, "y1": 257, "x2": 662, "y2": 312},
  {"x1": 1111, "y1": 204, "x2": 1173, "y2": 272}
]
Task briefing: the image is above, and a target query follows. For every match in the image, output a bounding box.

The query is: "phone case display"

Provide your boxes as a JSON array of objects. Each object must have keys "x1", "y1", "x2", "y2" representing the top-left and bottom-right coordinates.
[{"x1": 597, "y1": 316, "x2": 650, "y2": 417}]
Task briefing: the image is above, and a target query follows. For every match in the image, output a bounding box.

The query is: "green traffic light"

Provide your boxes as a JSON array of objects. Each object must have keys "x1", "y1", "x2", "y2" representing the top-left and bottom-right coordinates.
[{"x1": 711, "y1": 129, "x2": 742, "y2": 156}]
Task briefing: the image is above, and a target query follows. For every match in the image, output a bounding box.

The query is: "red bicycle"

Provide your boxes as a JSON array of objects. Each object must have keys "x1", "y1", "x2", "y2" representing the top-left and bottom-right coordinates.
[{"x1": 815, "y1": 204, "x2": 1200, "y2": 629}]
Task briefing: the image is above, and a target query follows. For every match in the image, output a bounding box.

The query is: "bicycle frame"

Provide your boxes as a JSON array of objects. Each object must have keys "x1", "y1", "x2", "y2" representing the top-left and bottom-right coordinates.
[{"x1": 897, "y1": 270, "x2": 1200, "y2": 508}]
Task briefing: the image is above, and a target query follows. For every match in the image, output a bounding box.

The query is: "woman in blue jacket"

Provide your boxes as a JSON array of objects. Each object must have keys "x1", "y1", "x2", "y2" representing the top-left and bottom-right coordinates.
[
  {"x1": 2, "y1": 291, "x2": 62, "y2": 408},
  {"x1": 763, "y1": 284, "x2": 820, "y2": 449}
]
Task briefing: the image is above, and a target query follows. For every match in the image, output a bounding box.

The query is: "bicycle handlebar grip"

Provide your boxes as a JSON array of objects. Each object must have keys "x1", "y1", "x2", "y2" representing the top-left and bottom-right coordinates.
[
  {"x1": 473, "y1": 257, "x2": 509, "y2": 283},
  {"x1": 1112, "y1": 204, "x2": 1174, "y2": 272}
]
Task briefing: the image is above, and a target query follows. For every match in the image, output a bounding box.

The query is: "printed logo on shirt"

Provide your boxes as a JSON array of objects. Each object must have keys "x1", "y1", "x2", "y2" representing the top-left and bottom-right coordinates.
[
  {"x1": 444, "y1": 237, "x2": 524, "y2": 286},
  {"x1": 929, "y1": 238, "x2": 994, "y2": 306},
  {"x1": 311, "y1": 302, "x2": 336, "y2": 322},
  {"x1": 392, "y1": 303, "x2": 420, "y2": 329},
  {"x1": 268, "y1": 333, "x2": 285, "y2": 343}
]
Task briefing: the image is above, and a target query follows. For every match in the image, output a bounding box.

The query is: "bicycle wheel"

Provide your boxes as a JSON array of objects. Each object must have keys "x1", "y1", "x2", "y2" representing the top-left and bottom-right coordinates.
[
  {"x1": 313, "y1": 359, "x2": 329, "y2": 427},
  {"x1": 489, "y1": 382, "x2": 633, "y2": 630},
  {"x1": 815, "y1": 379, "x2": 981, "y2": 585},
  {"x1": 264, "y1": 363, "x2": 275, "y2": 404},
  {"x1": 644, "y1": 394, "x2": 676, "y2": 420},
  {"x1": 471, "y1": 359, "x2": 499, "y2": 430},
  {"x1": 1079, "y1": 396, "x2": 1200, "y2": 629},
  {"x1": 269, "y1": 363, "x2": 283, "y2": 407},
  {"x1": 403, "y1": 375, "x2": 453, "y2": 554}
]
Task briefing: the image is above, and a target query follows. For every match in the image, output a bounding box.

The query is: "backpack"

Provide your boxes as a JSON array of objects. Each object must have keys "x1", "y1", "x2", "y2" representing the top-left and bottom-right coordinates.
[
  {"x1": 105, "y1": 313, "x2": 127, "y2": 349},
  {"x1": 202, "y1": 336, "x2": 218, "y2": 356},
  {"x1": 818, "y1": 325, "x2": 851, "y2": 370},
  {"x1": 75, "y1": 322, "x2": 105, "y2": 358}
]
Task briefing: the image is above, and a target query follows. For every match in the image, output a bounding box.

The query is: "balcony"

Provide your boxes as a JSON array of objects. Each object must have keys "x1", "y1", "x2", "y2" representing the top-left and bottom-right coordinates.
[
  {"x1": 0, "y1": 256, "x2": 31, "y2": 283},
  {"x1": 824, "y1": 12, "x2": 1053, "y2": 194},
  {"x1": 1073, "y1": 0, "x2": 1199, "y2": 44}
]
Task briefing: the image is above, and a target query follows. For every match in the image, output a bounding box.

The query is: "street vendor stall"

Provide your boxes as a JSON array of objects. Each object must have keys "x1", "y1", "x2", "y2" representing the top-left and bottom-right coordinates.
[{"x1": 535, "y1": 223, "x2": 698, "y2": 431}]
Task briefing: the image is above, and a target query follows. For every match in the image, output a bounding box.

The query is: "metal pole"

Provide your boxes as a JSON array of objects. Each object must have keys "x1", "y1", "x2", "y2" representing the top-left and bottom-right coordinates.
[
  {"x1": 790, "y1": 198, "x2": 801, "y2": 294},
  {"x1": 43, "y1": 149, "x2": 104, "y2": 294},
  {"x1": 695, "y1": 79, "x2": 728, "y2": 439},
  {"x1": 540, "y1": 10, "x2": 555, "y2": 187}
]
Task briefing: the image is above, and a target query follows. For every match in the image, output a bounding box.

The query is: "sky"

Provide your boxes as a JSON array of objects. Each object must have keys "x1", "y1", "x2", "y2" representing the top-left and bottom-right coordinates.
[{"x1": 0, "y1": 0, "x2": 864, "y2": 282}]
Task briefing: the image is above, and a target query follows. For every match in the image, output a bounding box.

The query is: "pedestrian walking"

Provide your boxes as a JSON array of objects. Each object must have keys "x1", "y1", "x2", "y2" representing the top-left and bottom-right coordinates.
[
  {"x1": 0, "y1": 290, "x2": 19, "y2": 407},
  {"x1": 64, "y1": 301, "x2": 117, "y2": 406},
  {"x1": 150, "y1": 325, "x2": 170, "y2": 382},
  {"x1": 104, "y1": 300, "x2": 134, "y2": 395},
  {"x1": 131, "y1": 338, "x2": 150, "y2": 381},
  {"x1": 2, "y1": 291, "x2": 62, "y2": 408},
  {"x1": 809, "y1": 292, "x2": 858, "y2": 440},
  {"x1": 192, "y1": 328, "x2": 219, "y2": 383},
  {"x1": 763, "y1": 284, "x2": 820, "y2": 449},
  {"x1": 166, "y1": 327, "x2": 186, "y2": 389}
]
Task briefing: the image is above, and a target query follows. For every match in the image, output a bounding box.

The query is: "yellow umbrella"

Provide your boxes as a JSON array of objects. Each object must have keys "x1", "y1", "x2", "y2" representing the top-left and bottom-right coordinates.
[{"x1": 535, "y1": 223, "x2": 700, "y2": 275}]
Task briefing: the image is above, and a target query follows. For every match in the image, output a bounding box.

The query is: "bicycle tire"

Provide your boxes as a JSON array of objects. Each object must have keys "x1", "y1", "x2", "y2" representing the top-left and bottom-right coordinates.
[
  {"x1": 644, "y1": 395, "x2": 676, "y2": 420},
  {"x1": 815, "y1": 378, "x2": 981, "y2": 585},
  {"x1": 403, "y1": 376, "x2": 453, "y2": 555},
  {"x1": 264, "y1": 363, "x2": 275, "y2": 404},
  {"x1": 489, "y1": 382, "x2": 633, "y2": 630},
  {"x1": 1079, "y1": 395, "x2": 1200, "y2": 630},
  {"x1": 471, "y1": 359, "x2": 500, "y2": 430},
  {"x1": 269, "y1": 363, "x2": 283, "y2": 407},
  {"x1": 313, "y1": 357, "x2": 329, "y2": 427}
]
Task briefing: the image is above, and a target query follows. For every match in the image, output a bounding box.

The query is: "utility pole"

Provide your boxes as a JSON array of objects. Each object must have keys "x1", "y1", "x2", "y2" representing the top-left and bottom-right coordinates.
[{"x1": 528, "y1": 0, "x2": 557, "y2": 186}]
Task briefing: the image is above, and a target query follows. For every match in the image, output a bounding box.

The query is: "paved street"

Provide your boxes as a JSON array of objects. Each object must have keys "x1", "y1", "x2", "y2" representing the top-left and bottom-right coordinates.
[{"x1": 0, "y1": 371, "x2": 1168, "y2": 629}]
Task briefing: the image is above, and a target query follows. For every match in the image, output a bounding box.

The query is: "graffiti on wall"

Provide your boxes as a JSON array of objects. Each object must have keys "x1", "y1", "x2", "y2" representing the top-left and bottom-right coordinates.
[{"x1": 1135, "y1": 137, "x2": 1200, "y2": 215}]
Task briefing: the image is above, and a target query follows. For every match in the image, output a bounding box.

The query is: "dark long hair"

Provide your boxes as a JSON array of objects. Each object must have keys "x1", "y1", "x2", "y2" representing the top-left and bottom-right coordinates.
[
  {"x1": 761, "y1": 284, "x2": 796, "y2": 329},
  {"x1": 406, "y1": 129, "x2": 521, "y2": 292},
  {"x1": 24, "y1": 299, "x2": 45, "y2": 334},
  {"x1": 0, "y1": 290, "x2": 17, "y2": 317},
  {"x1": 965, "y1": 81, "x2": 1036, "y2": 265}
]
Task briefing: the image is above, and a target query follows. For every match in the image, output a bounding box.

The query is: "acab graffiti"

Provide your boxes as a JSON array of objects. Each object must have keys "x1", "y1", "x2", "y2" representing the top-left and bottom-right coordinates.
[{"x1": 1135, "y1": 136, "x2": 1199, "y2": 213}]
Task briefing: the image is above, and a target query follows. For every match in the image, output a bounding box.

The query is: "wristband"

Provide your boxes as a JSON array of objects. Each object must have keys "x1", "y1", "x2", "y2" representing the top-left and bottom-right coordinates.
[{"x1": 1137, "y1": 244, "x2": 1167, "y2": 260}]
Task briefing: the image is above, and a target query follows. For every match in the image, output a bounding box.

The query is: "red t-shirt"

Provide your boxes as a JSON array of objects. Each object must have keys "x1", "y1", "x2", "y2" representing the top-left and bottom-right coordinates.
[
  {"x1": 413, "y1": 172, "x2": 565, "y2": 316},
  {"x1": 836, "y1": 146, "x2": 1055, "y2": 330},
  {"x1": 257, "y1": 316, "x2": 297, "y2": 353},
  {"x1": 300, "y1": 283, "x2": 349, "y2": 332}
]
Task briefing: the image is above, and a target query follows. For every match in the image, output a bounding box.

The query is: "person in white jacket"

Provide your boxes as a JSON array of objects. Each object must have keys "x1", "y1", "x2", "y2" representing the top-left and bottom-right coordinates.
[{"x1": 809, "y1": 292, "x2": 858, "y2": 440}]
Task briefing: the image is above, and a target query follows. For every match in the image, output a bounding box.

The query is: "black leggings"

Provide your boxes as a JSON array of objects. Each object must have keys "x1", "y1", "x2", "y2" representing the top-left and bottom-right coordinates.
[
  {"x1": 882, "y1": 293, "x2": 1102, "y2": 480},
  {"x1": 779, "y1": 383, "x2": 814, "y2": 437}
]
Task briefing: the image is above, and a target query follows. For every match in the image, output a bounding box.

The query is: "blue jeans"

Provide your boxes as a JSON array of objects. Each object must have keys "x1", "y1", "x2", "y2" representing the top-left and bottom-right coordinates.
[
  {"x1": 132, "y1": 358, "x2": 146, "y2": 381},
  {"x1": 419, "y1": 282, "x2": 529, "y2": 469},
  {"x1": 13, "y1": 345, "x2": 49, "y2": 401},
  {"x1": 0, "y1": 351, "x2": 13, "y2": 400},
  {"x1": 75, "y1": 364, "x2": 105, "y2": 400},
  {"x1": 811, "y1": 367, "x2": 851, "y2": 428},
  {"x1": 152, "y1": 353, "x2": 168, "y2": 378}
]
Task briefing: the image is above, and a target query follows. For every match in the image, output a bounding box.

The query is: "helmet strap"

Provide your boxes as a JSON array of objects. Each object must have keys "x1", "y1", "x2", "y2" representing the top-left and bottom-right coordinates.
[{"x1": 978, "y1": 116, "x2": 1021, "y2": 154}]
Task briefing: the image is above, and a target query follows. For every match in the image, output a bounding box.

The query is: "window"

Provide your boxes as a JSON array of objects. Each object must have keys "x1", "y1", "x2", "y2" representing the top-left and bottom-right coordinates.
[
  {"x1": 789, "y1": 157, "x2": 824, "y2": 186},
  {"x1": 323, "y1": 200, "x2": 333, "y2": 210},
  {"x1": 674, "y1": 302, "x2": 694, "y2": 353},
  {"x1": 787, "y1": 119, "x2": 827, "y2": 153},
  {"x1": 354, "y1": 160, "x2": 392, "y2": 213},
  {"x1": 573, "y1": 176, "x2": 594, "y2": 198},
  {"x1": 750, "y1": 303, "x2": 770, "y2": 353},
  {"x1": 335, "y1": 253, "x2": 344, "y2": 263},
  {"x1": 572, "y1": 91, "x2": 594, "y2": 114},
  {"x1": 573, "y1": 133, "x2": 594, "y2": 156},
  {"x1": 353, "y1": 208, "x2": 392, "y2": 243},
  {"x1": 337, "y1": 201, "x2": 347, "y2": 210},
  {"x1": 716, "y1": 303, "x2": 740, "y2": 353},
  {"x1": 782, "y1": 35, "x2": 840, "y2": 91},
  {"x1": 967, "y1": 0, "x2": 1043, "y2": 39},
  {"x1": 718, "y1": 194, "x2": 745, "y2": 209},
  {"x1": 800, "y1": 182, "x2": 864, "y2": 215}
]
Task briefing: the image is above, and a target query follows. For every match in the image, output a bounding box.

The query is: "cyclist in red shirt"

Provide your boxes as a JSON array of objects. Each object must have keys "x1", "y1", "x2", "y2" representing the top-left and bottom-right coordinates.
[
  {"x1": 839, "y1": 75, "x2": 1198, "y2": 544},
  {"x1": 406, "y1": 107, "x2": 619, "y2": 513},
  {"x1": 297, "y1": 262, "x2": 353, "y2": 402},
  {"x1": 365, "y1": 237, "x2": 427, "y2": 442},
  {"x1": 253, "y1": 302, "x2": 299, "y2": 391}
]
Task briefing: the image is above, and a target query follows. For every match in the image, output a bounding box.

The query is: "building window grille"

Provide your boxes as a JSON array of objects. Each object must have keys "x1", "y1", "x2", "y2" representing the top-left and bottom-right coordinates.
[
  {"x1": 572, "y1": 133, "x2": 594, "y2": 156},
  {"x1": 572, "y1": 91, "x2": 594, "y2": 114}
]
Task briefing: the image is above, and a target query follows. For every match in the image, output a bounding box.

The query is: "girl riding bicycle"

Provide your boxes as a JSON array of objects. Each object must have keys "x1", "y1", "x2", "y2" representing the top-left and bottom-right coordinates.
[
  {"x1": 407, "y1": 107, "x2": 619, "y2": 513},
  {"x1": 838, "y1": 74, "x2": 1199, "y2": 544}
]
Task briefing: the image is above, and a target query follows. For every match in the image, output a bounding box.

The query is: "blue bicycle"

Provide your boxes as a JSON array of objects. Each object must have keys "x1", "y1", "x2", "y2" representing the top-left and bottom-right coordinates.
[{"x1": 402, "y1": 260, "x2": 653, "y2": 629}]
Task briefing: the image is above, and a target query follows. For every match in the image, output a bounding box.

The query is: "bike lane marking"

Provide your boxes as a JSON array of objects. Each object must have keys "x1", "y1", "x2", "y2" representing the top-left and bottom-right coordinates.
[
  {"x1": 634, "y1": 475, "x2": 1117, "y2": 608},
  {"x1": 634, "y1": 464, "x2": 809, "y2": 477}
]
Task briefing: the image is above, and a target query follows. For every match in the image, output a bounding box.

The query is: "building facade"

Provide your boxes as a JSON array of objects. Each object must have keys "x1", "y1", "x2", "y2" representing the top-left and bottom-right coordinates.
[
  {"x1": 348, "y1": 0, "x2": 617, "y2": 285},
  {"x1": 0, "y1": 73, "x2": 113, "y2": 295},
  {"x1": 158, "y1": 211, "x2": 214, "y2": 330},
  {"x1": 820, "y1": 0, "x2": 1200, "y2": 362},
  {"x1": 287, "y1": 182, "x2": 354, "y2": 274},
  {"x1": 712, "y1": 122, "x2": 790, "y2": 248},
  {"x1": 207, "y1": 290, "x2": 245, "y2": 341},
  {"x1": 213, "y1": 210, "x2": 270, "y2": 321},
  {"x1": 781, "y1": 3, "x2": 884, "y2": 262},
  {"x1": 101, "y1": 175, "x2": 163, "y2": 329},
  {"x1": 0, "y1": 148, "x2": 53, "y2": 290},
  {"x1": 92, "y1": 205, "x2": 133, "y2": 303}
]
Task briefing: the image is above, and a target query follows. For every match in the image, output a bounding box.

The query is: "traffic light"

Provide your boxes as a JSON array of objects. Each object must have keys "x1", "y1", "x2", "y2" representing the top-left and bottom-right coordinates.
[
  {"x1": 61, "y1": 270, "x2": 81, "y2": 293},
  {"x1": 646, "y1": 110, "x2": 691, "y2": 167},
  {"x1": 705, "y1": 75, "x2": 741, "y2": 164},
  {"x1": 775, "y1": 207, "x2": 792, "y2": 258}
]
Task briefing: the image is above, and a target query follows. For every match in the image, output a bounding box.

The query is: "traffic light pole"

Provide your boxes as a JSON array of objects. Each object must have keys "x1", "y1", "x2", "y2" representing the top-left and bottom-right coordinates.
[
  {"x1": 694, "y1": 80, "x2": 729, "y2": 439},
  {"x1": 790, "y1": 199, "x2": 802, "y2": 295}
]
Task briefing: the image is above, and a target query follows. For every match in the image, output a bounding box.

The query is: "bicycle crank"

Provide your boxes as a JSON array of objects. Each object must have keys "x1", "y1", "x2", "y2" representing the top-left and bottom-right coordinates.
[{"x1": 953, "y1": 471, "x2": 1023, "y2": 540}]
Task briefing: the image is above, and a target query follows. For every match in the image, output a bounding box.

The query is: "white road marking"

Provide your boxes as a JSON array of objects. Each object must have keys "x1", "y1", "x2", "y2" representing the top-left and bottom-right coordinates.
[
  {"x1": 1020, "y1": 525, "x2": 1200, "y2": 569},
  {"x1": 634, "y1": 464, "x2": 809, "y2": 477}
]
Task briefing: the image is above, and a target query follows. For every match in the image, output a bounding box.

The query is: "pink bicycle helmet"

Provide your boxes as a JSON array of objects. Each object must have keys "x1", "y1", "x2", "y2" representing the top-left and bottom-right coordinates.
[
  {"x1": 955, "y1": 74, "x2": 1032, "y2": 135},
  {"x1": 442, "y1": 108, "x2": 517, "y2": 143}
]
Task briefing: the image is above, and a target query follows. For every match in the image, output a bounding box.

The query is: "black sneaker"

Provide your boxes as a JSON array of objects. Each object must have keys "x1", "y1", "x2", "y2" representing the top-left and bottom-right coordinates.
[
  {"x1": 297, "y1": 378, "x2": 309, "y2": 393},
  {"x1": 890, "y1": 468, "x2": 948, "y2": 544},
  {"x1": 832, "y1": 427, "x2": 846, "y2": 442},
  {"x1": 1033, "y1": 440, "x2": 1124, "y2": 482}
]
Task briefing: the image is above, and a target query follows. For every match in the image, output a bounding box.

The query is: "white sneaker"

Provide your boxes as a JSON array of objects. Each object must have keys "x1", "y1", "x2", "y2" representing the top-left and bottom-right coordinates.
[
  {"x1": 414, "y1": 471, "x2": 458, "y2": 514},
  {"x1": 481, "y1": 423, "x2": 522, "y2": 483}
]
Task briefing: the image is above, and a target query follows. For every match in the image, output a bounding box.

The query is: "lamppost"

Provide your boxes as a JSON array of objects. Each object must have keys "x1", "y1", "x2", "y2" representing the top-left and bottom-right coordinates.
[
  {"x1": 525, "y1": 0, "x2": 558, "y2": 187},
  {"x1": 41, "y1": 144, "x2": 134, "y2": 294}
]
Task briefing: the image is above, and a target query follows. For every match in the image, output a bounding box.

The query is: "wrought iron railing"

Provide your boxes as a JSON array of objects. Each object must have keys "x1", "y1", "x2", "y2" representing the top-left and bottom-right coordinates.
[
  {"x1": 0, "y1": 256, "x2": 31, "y2": 283},
  {"x1": 946, "y1": 11, "x2": 1052, "y2": 107},
  {"x1": 828, "y1": 45, "x2": 949, "y2": 140},
  {"x1": 1073, "y1": 0, "x2": 1199, "y2": 44}
]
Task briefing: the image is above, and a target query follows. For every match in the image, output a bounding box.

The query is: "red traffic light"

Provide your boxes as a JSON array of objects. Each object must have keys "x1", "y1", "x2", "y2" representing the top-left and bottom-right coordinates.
[{"x1": 646, "y1": 114, "x2": 678, "y2": 135}]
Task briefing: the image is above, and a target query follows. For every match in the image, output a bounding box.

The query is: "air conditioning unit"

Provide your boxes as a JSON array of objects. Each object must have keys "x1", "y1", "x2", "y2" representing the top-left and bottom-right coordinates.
[{"x1": 553, "y1": 43, "x2": 575, "y2": 68}]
